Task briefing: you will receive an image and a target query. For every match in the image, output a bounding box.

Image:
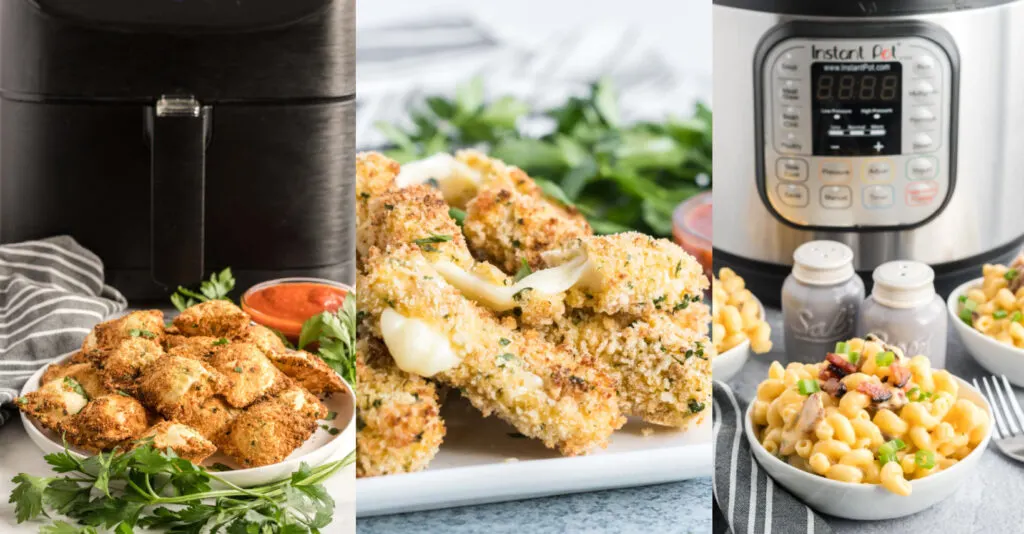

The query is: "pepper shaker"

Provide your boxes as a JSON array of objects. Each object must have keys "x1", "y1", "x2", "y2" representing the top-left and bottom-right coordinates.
[
  {"x1": 857, "y1": 261, "x2": 947, "y2": 367},
  {"x1": 782, "y1": 241, "x2": 864, "y2": 363}
]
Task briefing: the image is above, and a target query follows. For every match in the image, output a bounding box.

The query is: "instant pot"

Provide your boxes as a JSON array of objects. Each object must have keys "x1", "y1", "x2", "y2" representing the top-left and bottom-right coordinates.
[
  {"x1": 713, "y1": 0, "x2": 1024, "y2": 305},
  {"x1": 0, "y1": 0, "x2": 356, "y2": 300}
]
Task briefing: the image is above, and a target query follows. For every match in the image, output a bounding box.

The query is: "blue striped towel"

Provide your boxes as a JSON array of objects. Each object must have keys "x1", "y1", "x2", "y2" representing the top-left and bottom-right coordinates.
[{"x1": 0, "y1": 236, "x2": 126, "y2": 425}]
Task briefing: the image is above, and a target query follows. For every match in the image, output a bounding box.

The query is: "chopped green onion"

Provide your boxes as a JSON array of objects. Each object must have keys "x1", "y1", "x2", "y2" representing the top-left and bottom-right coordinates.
[
  {"x1": 875, "y1": 351, "x2": 895, "y2": 367},
  {"x1": 1005, "y1": 269, "x2": 1019, "y2": 281},
  {"x1": 797, "y1": 379, "x2": 820, "y2": 396},
  {"x1": 958, "y1": 295, "x2": 968, "y2": 303},
  {"x1": 834, "y1": 341, "x2": 849, "y2": 354},
  {"x1": 915, "y1": 449, "x2": 936, "y2": 469},
  {"x1": 1012, "y1": 311, "x2": 1023, "y2": 323},
  {"x1": 994, "y1": 310, "x2": 1009, "y2": 320},
  {"x1": 848, "y1": 351, "x2": 861, "y2": 365},
  {"x1": 878, "y1": 438, "x2": 906, "y2": 465},
  {"x1": 963, "y1": 299, "x2": 978, "y2": 312},
  {"x1": 960, "y1": 307, "x2": 974, "y2": 325},
  {"x1": 907, "y1": 387, "x2": 932, "y2": 402}
]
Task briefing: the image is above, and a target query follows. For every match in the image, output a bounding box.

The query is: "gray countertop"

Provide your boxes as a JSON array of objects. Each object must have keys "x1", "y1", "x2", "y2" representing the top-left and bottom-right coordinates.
[
  {"x1": 357, "y1": 478, "x2": 712, "y2": 533},
  {"x1": 723, "y1": 307, "x2": 1024, "y2": 534}
]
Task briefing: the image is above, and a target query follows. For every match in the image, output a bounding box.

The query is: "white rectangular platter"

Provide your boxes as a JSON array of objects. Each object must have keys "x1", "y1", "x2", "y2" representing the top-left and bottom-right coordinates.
[{"x1": 356, "y1": 397, "x2": 712, "y2": 516}]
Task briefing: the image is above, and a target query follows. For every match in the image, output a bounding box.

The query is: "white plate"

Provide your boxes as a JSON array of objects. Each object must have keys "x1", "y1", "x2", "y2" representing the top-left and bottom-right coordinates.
[
  {"x1": 19, "y1": 356, "x2": 356, "y2": 488},
  {"x1": 948, "y1": 277, "x2": 1024, "y2": 387},
  {"x1": 745, "y1": 376, "x2": 992, "y2": 520},
  {"x1": 356, "y1": 396, "x2": 712, "y2": 516}
]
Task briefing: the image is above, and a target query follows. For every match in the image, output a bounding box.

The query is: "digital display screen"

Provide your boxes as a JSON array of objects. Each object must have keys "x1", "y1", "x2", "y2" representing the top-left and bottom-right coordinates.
[{"x1": 811, "y1": 62, "x2": 902, "y2": 156}]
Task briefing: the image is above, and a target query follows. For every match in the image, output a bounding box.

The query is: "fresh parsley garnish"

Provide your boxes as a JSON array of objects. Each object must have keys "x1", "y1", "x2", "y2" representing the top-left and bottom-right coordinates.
[
  {"x1": 212, "y1": 338, "x2": 230, "y2": 346},
  {"x1": 62, "y1": 378, "x2": 87, "y2": 400},
  {"x1": 298, "y1": 292, "x2": 358, "y2": 386},
  {"x1": 128, "y1": 329, "x2": 156, "y2": 339},
  {"x1": 513, "y1": 259, "x2": 533, "y2": 283},
  {"x1": 413, "y1": 234, "x2": 453, "y2": 247},
  {"x1": 170, "y1": 267, "x2": 236, "y2": 312}
]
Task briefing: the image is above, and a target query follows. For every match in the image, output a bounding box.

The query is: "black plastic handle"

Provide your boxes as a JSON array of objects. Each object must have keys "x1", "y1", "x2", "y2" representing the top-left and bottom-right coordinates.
[{"x1": 146, "y1": 96, "x2": 210, "y2": 289}]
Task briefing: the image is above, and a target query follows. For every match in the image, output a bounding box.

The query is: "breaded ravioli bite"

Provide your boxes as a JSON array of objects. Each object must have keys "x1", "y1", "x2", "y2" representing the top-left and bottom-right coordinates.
[
  {"x1": 177, "y1": 396, "x2": 240, "y2": 444},
  {"x1": 16, "y1": 377, "x2": 90, "y2": 432},
  {"x1": 40, "y1": 361, "x2": 112, "y2": 399},
  {"x1": 238, "y1": 325, "x2": 344, "y2": 395},
  {"x1": 220, "y1": 386, "x2": 326, "y2": 467},
  {"x1": 207, "y1": 343, "x2": 290, "y2": 408},
  {"x1": 356, "y1": 337, "x2": 445, "y2": 477},
  {"x1": 59, "y1": 395, "x2": 149, "y2": 453},
  {"x1": 134, "y1": 422, "x2": 217, "y2": 463},
  {"x1": 88, "y1": 337, "x2": 164, "y2": 393},
  {"x1": 137, "y1": 355, "x2": 224, "y2": 419},
  {"x1": 164, "y1": 335, "x2": 224, "y2": 360},
  {"x1": 173, "y1": 300, "x2": 250, "y2": 338},
  {"x1": 81, "y1": 310, "x2": 165, "y2": 352}
]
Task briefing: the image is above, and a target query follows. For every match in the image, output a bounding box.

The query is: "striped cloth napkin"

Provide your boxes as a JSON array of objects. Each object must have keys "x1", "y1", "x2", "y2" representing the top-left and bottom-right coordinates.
[
  {"x1": 713, "y1": 381, "x2": 834, "y2": 534},
  {"x1": 0, "y1": 236, "x2": 127, "y2": 425}
]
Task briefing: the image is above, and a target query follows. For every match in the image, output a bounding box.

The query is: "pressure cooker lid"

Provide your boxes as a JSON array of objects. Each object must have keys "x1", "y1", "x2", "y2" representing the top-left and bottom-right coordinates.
[
  {"x1": 35, "y1": 0, "x2": 329, "y2": 33},
  {"x1": 713, "y1": 0, "x2": 1018, "y2": 16}
]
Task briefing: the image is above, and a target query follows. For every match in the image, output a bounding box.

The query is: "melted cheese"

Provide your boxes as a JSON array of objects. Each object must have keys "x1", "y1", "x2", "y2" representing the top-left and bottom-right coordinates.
[
  {"x1": 395, "y1": 153, "x2": 482, "y2": 205},
  {"x1": 162, "y1": 424, "x2": 197, "y2": 448},
  {"x1": 379, "y1": 308, "x2": 461, "y2": 377},
  {"x1": 432, "y1": 252, "x2": 591, "y2": 311},
  {"x1": 165, "y1": 372, "x2": 200, "y2": 405},
  {"x1": 61, "y1": 390, "x2": 88, "y2": 415}
]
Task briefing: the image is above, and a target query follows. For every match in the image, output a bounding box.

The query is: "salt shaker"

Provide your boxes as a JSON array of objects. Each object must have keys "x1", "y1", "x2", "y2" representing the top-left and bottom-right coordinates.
[
  {"x1": 782, "y1": 241, "x2": 864, "y2": 363},
  {"x1": 857, "y1": 261, "x2": 947, "y2": 367}
]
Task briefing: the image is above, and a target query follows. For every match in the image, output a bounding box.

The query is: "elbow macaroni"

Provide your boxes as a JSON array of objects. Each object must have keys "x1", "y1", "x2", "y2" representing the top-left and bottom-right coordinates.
[
  {"x1": 713, "y1": 268, "x2": 772, "y2": 354},
  {"x1": 750, "y1": 337, "x2": 989, "y2": 496},
  {"x1": 958, "y1": 263, "x2": 1024, "y2": 347}
]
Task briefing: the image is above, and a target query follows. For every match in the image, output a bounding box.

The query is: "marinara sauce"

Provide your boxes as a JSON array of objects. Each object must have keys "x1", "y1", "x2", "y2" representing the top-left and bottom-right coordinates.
[{"x1": 241, "y1": 278, "x2": 349, "y2": 341}]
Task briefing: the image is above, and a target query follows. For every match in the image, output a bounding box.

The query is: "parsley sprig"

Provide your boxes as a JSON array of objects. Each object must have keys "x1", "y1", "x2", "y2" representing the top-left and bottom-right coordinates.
[
  {"x1": 298, "y1": 292, "x2": 358, "y2": 386},
  {"x1": 170, "y1": 268, "x2": 236, "y2": 312},
  {"x1": 10, "y1": 443, "x2": 354, "y2": 533}
]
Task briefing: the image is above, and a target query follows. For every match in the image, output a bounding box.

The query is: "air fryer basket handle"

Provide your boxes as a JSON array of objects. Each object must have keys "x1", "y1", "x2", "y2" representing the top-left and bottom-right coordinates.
[{"x1": 146, "y1": 96, "x2": 211, "y2": 289}]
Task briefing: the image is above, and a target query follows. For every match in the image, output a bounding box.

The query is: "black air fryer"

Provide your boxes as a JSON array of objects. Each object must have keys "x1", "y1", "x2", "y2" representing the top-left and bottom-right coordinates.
[{"x1": 0, "y1": 0, "x2": 355, "y2": 300}]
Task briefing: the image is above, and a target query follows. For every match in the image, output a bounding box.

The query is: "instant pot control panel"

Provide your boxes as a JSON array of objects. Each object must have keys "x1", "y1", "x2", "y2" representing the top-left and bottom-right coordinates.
[{"x1": 755, "y1": 22, "x2": 959, "y2": 231}]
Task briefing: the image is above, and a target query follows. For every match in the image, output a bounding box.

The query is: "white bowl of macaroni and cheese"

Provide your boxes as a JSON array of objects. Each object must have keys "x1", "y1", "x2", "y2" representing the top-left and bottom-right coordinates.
[
  {"x1": 713, "y1": 268, "x2": 772, "y2": 382},
  {"x1": 744, "y1": 337, "x2": 992, "y2": 520},
  {"x1": 948, "y1": 264, "x2": 1024, "y2": 387}
]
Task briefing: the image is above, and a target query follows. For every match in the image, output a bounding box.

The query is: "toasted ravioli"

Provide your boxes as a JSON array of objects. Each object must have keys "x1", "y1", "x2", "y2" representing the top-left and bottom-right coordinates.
[
  {"x1": 356, "y1": 337, "x2": 445, "y2": 477},
  {"x1": 173, "y1": 300, "x2": 250, "y2": 338},
  {"x1": 16, "y1": 378, "x2": 89, "y2": 432},
  {"x1": 176, "y1": 396, "x2": 240, "y2": 444},
  {"x1": 81, "y1": 310, "x2": 165, "y2": 352},
  {"x1": 220, "y1": 386, "x2": 326, "y2": 467},
  {"x1": 135, "y1": 422, "x2": 217, "y2": 463},
  {"x1": 164, "y1": 335, "x2": 224, "y2": 360},
  {"x1": 237, "y1": 324, "x2": 288, "y2": 355},
  {"x1": 59, "y1": 395, "x2": 149, "y2": 453},
  {"x1": 137, "y1": 356, "x2": 223, "y2": 419},
  {"x1": 89, "y1": 337, "x2": 164, "y2": 393},
  {"x1": 208, "y1": 343, "x2": 289, "y2": 408},
  {"x1": 237, "y1": 325, "x2": 344, "y2": 395},
  {"x1": 40, "y1": 361, "x2": 112, "y2": 399}
]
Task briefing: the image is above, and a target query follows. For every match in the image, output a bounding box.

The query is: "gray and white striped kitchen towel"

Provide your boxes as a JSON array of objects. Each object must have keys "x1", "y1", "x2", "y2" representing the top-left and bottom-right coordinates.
[
  {"x1": 713, "y1": 381, "x2": 834, "y2": 534},
  {"x1": 0, "y1": 236, "x2": 126, "y2": 425}
]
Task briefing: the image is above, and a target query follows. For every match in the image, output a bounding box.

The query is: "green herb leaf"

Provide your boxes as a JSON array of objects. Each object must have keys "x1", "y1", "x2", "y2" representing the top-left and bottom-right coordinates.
[
  {"x1": 449, "y1": 207, "x2": 467, "y2": 226},
  {"x1": 128, "y1": 329, "x2": 156, "y2": 339},
  {"x1": 170, "y1": 268, "x2": 236, "y2": 312},
  {"x1": 1005, "y1": 269, "x2": 1019, "y2": 281},
  {"x1": 513, "y1": 258, "x2": 533, "y2": 283},
  {"x1": 63, "y1": 377, "x2": 88, "y2": 400},
  {"x1": 994, "y1": 310, "x2": 1008, "y2": 320},
  {"x1": 299, "y1": 293, "x2": 357, "y2": 386},
  {"x1": 413, "y1": 234, "x2": 454, "y2": 246}
]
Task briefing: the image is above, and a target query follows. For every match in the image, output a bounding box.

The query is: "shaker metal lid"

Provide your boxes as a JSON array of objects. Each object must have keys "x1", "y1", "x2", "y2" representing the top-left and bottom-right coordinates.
[
  {"x1": 791, "y1": 240, "x2": 855, "y2": 286},
  {"x1": 871, "y1": 261, "x2": 936, "y2": 309}
]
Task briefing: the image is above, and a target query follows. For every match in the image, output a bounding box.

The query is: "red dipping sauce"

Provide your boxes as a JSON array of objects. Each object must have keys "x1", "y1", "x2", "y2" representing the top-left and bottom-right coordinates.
[
  {"x1": 673, "y1": 191, "x2": 712, "y2": 281},
  {"x1": 241, "y1": 278, "x2": 350, "y2": 341}
]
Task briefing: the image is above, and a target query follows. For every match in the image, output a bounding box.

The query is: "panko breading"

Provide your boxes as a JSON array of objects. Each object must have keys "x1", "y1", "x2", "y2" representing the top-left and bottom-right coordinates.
[
  {"x1": 59, "y1": 395, "x2": 149, "y2": 453},
  {"x1": 356, "y1": 336, "x2": 444, "y2": 477},
  {"x1": 238, "y1": 325, "x2": 345, "y2": 395},
  {"x1": 356, "y1": 151, "x2": 400, "y2": 228},
  {"x1": 359, "y1": 244, "x2": 624, "y2": 456},
  {"x1": 219, "y1": 386, "x2": 326, "y2": 467},
  {"x1": 172, "y1": 300, "x2": 250, "y2": 338},
  {"x1": 545, "y1": 232, "x2": 708, "y2": 317},
  {"x1": 548, "y1": 307, "x2": 712, "y2": 428},
  {"x1": 464, "y1": 185, "x2": 592, "y2": 274},
  {"x1": 137, "y1": 356, "x2": 224, "y2": 419},
  {"x1": 87, "y1": 337, "x2": 164, "y2": 393},
  {"x1": 16, "y1": 378, "x2": 89, "y2": 432},
  {"x1": 81, "y1": 310, "x2": 165, "y2": 352},
  {"x1": 40, "y1": 361, "x2": 112, "y2": 399},
  {"x1": 361, "y1": 185, "x2": 474, "y2": 268},
  {"x1": 134, "y1": 422, "x2": 217, "y2": 463},
  {"x1": 165, "y1": 335, "x2": 223, "y2": 360},
  {"x1": 207, "y1": 343, "x2": 290, "y2": 408},
  {"x1": 177, "y1": 396, "x2": 240, "y2": 444}
]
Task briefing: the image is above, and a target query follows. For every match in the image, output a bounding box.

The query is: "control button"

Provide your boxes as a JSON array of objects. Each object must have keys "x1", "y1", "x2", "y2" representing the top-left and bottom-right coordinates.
[
  {"x1": 863, "y1": 161, "x2": 893, "y2": 183},
  {"x1": 776, "y1": 53, "x2": 800, "y2": 77},
  {"x1": 820, "y1": 161, "x2": 853, "y2": 183},
  {"x1": 910, "y1": 106, "x2": 938, "y2": 131},
  {"x1": 776, "y1": 158, "x2": 808, "y2": 181},
  {"x1": 780, "y1": 106, "x2": 801, "y2": 129},
  {"x1": 863, "y1": 185, "x2": 895, "y2": 209},
  {"x1": 779, "y1": 132, "x2": 805, "y2": 153},
  {"x1": 779, "y1": 80, "x2": 801, "y2": 103},
  {"x1": 912, "y1": 133, "x2": 935, "y2": 152},
  {"x1": 907, "y1": 157, "x2": 938, "y2": 180},
  {"x1": 777, "y1": 184, "x2": 809, "y2": 207},
  {"x1": 820, "y1": 186, "x2": 852, "y2": 209},
  {"x1": 910, "y1": 81, "x2": 937, "y2": 101},
  {"x1": 914, "y1": 55, "x2": 936, "y2": 76},
  {"x1": 906, "y1": 181, "x2": 939, "y2": 206}
]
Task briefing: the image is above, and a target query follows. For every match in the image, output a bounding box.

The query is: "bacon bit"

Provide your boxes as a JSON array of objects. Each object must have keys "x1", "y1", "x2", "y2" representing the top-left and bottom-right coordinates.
[
  {"x1": 825, "y1": 353, "x2": 858, "y2": 376},
  {"x1": 820, "y1": 378, "x2": 847, "y2": 398},
  {"x1": 857, "y1": 381, "x2": 893, "y2": 403},
  {"x1": 889, "y1": 364, "x2": 911, "y2": 388}
]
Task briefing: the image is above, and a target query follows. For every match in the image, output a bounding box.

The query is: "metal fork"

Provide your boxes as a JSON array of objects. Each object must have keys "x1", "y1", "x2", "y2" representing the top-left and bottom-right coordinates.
[{"x1": 974, "y1": 375, "x2": 1024, "y2": 462}]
